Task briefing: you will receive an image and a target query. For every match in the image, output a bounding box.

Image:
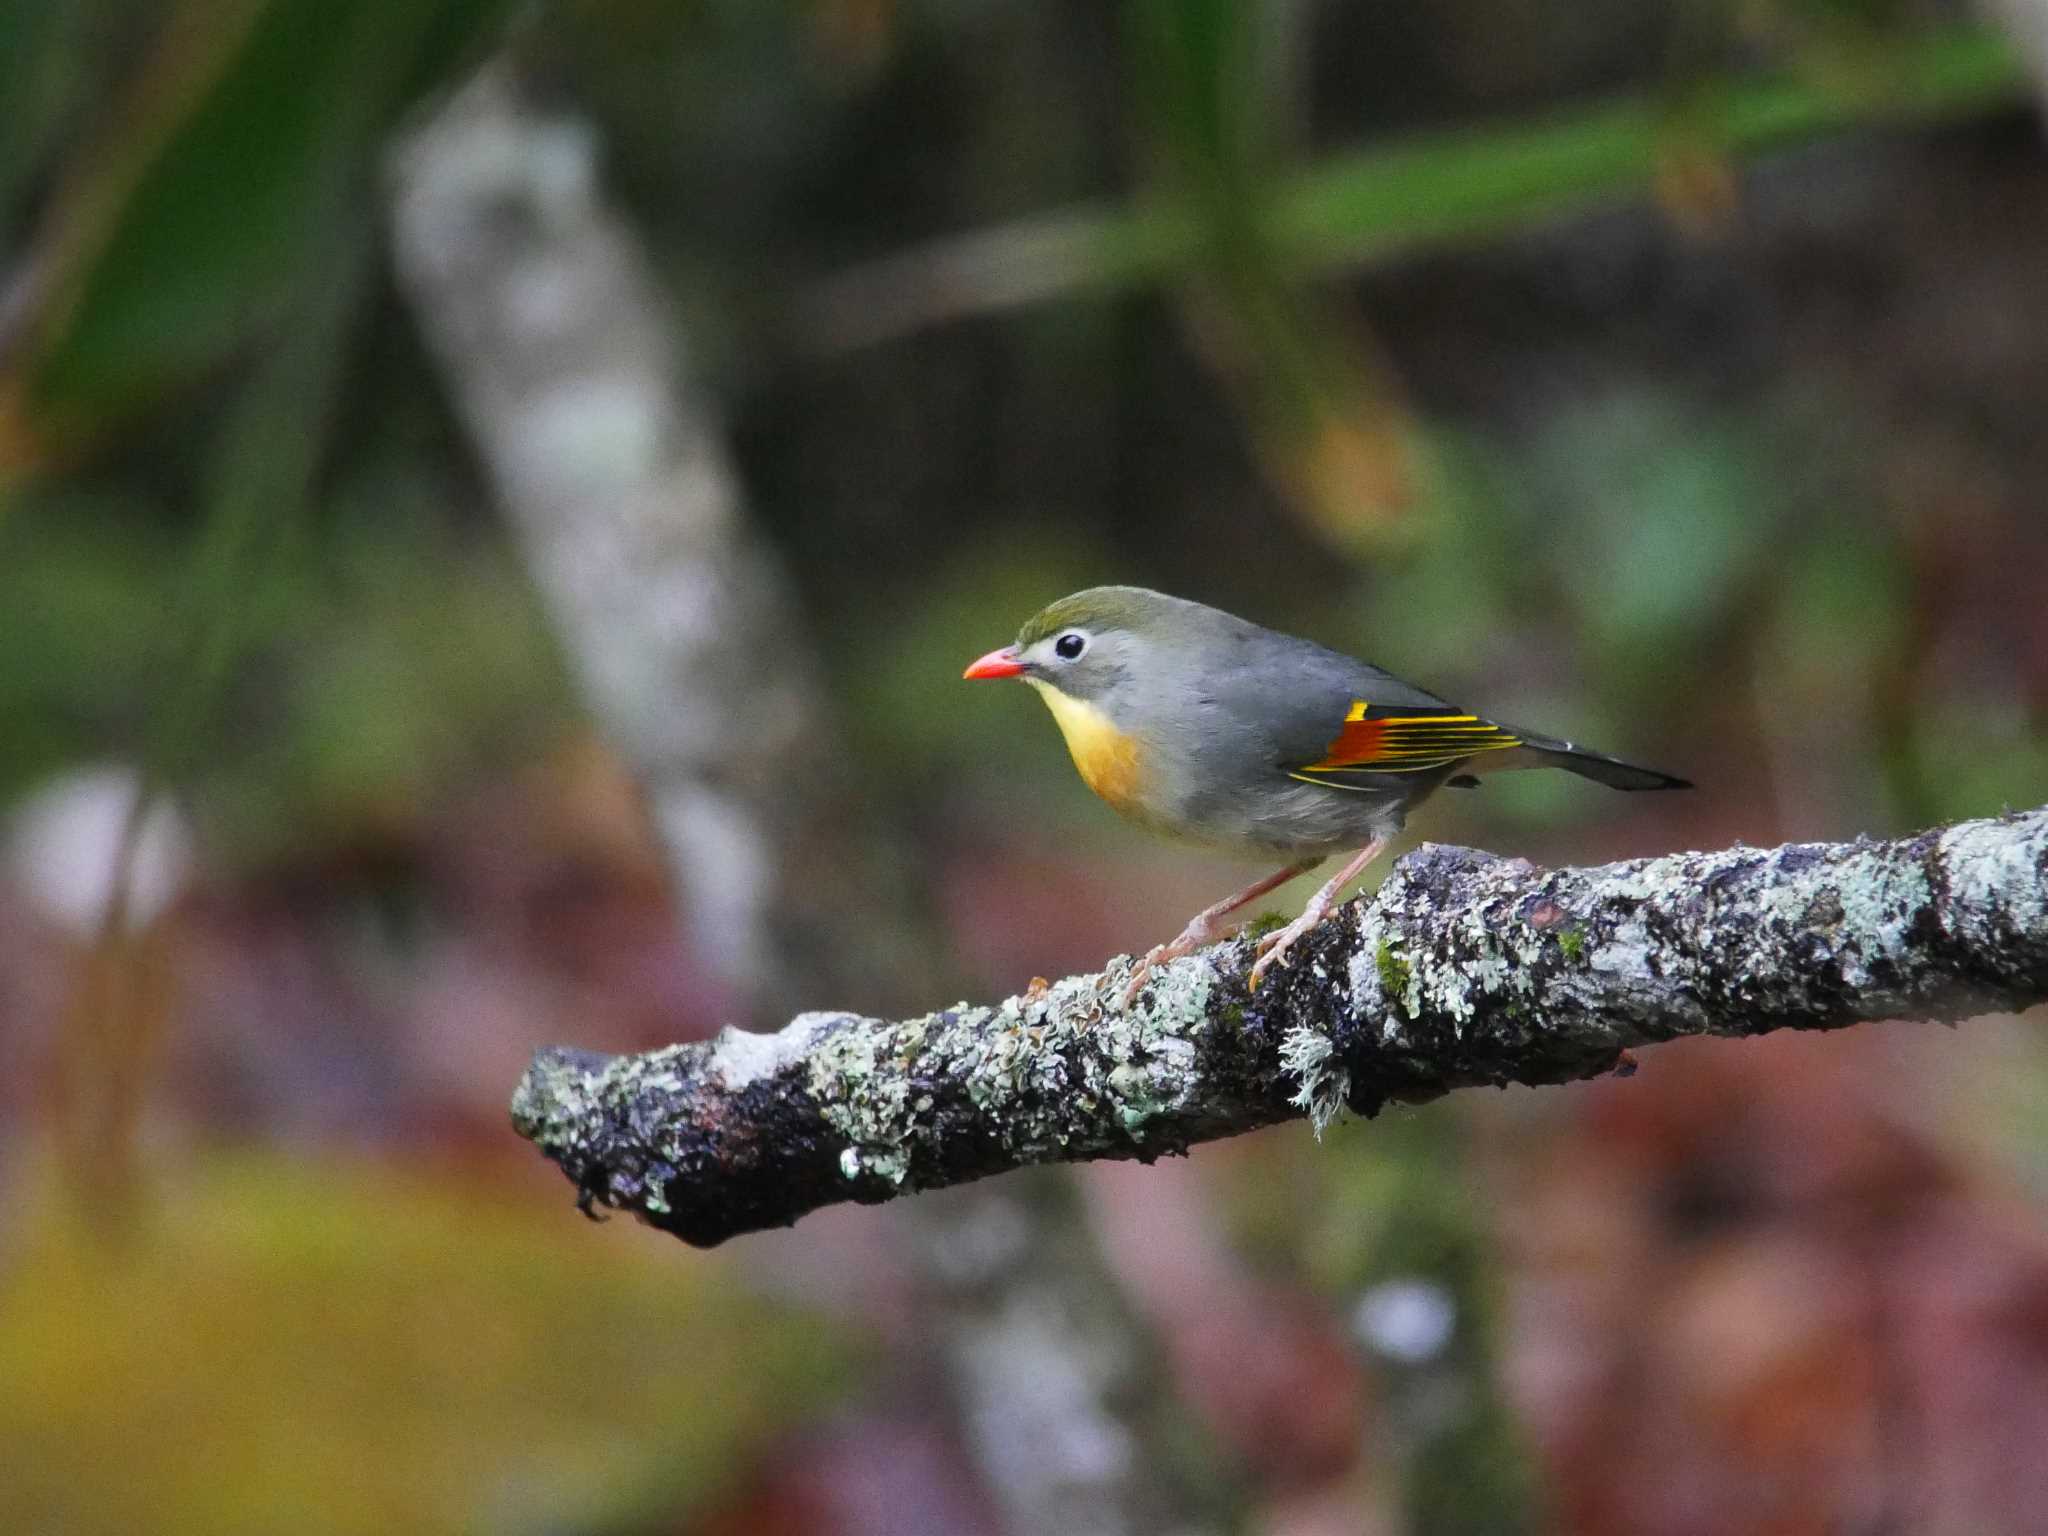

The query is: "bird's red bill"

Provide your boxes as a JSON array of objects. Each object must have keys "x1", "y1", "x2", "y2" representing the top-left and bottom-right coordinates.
[{"x1": 963, "y1": 646, "x2": 1026, "y2": 680}]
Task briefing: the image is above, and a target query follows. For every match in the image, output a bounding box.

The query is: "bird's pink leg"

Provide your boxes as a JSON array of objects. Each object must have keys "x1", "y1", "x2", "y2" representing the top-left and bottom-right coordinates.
[
  {"x1": 1248, "y1": 836, "x2": 1389, "y2": 988},
  {"x1": 1120, "y1": 859, "x2": 1320, "y2": 1007}
]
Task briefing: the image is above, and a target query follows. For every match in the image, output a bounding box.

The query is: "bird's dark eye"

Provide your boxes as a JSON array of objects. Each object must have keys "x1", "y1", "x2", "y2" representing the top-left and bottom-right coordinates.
[{"x1": 1054, "y1": 632, "x2": 1087, "y2": 660}]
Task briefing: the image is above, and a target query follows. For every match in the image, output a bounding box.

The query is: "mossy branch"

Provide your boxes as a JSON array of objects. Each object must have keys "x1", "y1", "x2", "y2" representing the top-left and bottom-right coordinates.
[{"x1": 513, "y1": 808, "x2": 2048, "y2": 1247}]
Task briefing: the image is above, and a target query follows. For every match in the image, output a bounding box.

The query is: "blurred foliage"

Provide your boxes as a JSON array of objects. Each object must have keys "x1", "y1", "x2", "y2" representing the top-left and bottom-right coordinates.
[
  {"x1": 1273, "y1": 21, "x2": 2023, "y2": 271},
  {"x1": 795, "y1": 25, "x2": 2022, "y2": 336},
  {"x1": 0, "y1": 1154, "x2": 854, "y2": 1536},
  {"x1": 1126, "y1": 0, "x2": 1421, "y2": 548},
  {"x1": 1, "y1": 0, "x2": 514, "y2": 454},
  {"x1": 0, "y1": 0, "x2": 2031, "y2": 849},
  {"x1": 0, "y1": 493, "x2": 574, "y2": 862}
]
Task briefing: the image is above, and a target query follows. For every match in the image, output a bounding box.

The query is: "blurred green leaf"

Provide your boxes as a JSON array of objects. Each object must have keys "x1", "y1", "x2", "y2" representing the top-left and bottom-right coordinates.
[
  {"x1": 0, "y1": 497, "x2": 183, "y2": 800},
  {"x1": 1125, "y1": 0, "x2": 1268, "y2": 215},
  {"x1": 7, "y1": 0, "x2": 514, "y2": 450},
  {"x1": 1287, "y1": 24, "x2": 2021, "y2": 268},
  {"x1": 1768, "y1": 525, "x2": 1908, "y2": 696},
  {"x1": 40, "y1": 224, "x2": 382, "y2": 1220},
  {"x1": 188, "y1": 522, "x2": 573, "y2": 867},
  {"x1": 1125, "y1": 0, "x2": 1419, "y2": 547},
  {"x1": 143, "y1": 218, "x2": 375, "y2": 787},
  {"x1": 1330, "y1": 431, "x2": 1522, "y2": 682}
]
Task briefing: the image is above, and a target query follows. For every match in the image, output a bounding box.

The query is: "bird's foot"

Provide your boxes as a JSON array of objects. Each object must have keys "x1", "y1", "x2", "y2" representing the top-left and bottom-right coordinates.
[
  {"x1": 1119, "y1": 913, "x2": 1230, "y2": 1008},
  {"x1": 1247, "y1": 836, "x2": 1386, "y2": 989},
  {"x1": 1117, "y1": 857, "x2": 1335, "y2": 1007},
  {"x1": 1117, "y1": 948, "x2": 1167, "y2": 1009},
  {"x1": 1248, "y1": 902, "x2": 1330, "y2": 989}
]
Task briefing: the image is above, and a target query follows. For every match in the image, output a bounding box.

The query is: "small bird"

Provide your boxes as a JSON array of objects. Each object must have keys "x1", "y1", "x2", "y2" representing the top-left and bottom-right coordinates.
[{"x1": 964, "y1": 586, "x2": 1689, "y2": 1002}]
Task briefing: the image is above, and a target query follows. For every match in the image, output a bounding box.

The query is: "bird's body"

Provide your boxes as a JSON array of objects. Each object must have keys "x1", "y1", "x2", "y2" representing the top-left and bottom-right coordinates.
[{"x1": 965, "y1": 586, "x2": 1688, "y2": 998}]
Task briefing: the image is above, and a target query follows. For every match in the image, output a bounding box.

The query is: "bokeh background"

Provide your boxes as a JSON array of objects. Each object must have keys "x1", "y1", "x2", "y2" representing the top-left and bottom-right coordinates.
[{"x1": 4, "y1": 3, "x2": 2048, "y2": 1533}]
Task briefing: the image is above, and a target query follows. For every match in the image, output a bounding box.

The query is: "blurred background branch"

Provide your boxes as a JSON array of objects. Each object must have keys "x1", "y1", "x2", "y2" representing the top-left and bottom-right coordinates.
[
  {"x1": 1986, "y1": 0, "x2": 2048, "y2": 102},
  {"x1": 388, "y1": 62, "x2": 827, "y2": 1016}
]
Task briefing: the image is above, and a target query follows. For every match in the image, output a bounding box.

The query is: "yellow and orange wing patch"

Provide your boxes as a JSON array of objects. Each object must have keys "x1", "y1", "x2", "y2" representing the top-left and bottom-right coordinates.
[{"x1": 1290, "y1": 699, "x2": 1521, "y2": 784}]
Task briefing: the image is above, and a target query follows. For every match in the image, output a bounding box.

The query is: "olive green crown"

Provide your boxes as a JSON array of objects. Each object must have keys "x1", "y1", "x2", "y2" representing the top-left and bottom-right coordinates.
[{"x1": 1015, "y1": 586, "x2": 1171, "y2": 647}]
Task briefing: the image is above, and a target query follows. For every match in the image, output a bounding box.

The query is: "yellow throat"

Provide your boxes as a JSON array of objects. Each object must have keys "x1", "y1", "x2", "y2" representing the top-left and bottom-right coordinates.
[{"x1": 1026, "y1": 678, "x2": 1144, "y2": 813}]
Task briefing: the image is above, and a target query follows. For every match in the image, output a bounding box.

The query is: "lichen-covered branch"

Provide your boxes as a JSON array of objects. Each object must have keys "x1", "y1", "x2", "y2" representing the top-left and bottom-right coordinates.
[{"x1": 513, "y1": 808, "x2": 2048, "y2": 1247}]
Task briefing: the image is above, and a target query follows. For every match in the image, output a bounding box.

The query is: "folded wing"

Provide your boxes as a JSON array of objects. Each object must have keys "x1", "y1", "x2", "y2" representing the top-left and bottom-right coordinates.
[{"x1": 1287, "y1": 699, "x2": 1522, "y2": 788}]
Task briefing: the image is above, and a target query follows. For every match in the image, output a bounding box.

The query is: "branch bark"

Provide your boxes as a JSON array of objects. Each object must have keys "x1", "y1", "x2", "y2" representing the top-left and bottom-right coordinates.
[{"x1": 513, "y1": 807, "x2": 2048, "y2": 1248}]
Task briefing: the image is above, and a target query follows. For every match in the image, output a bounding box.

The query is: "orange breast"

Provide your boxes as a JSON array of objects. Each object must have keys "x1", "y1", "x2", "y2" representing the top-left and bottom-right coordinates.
[
  {"x1": 1070, "y1": 727, "x2": 1145, "y2": 813},
  {"x1": 1027, "y1": 680, "x2": 1150, "y2": 817}
]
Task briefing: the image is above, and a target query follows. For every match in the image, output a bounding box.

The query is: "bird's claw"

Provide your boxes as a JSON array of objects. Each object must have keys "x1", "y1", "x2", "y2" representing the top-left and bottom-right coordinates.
[
  {"x1": 1118, "y1": 943, "x2": 1171, "y2": 1009},
  {"x1": 1120, "y1": 907, "x2": 1231, "y2": 1008},
  {"x1": 1247, "y1": 908, "x2": 1322, "y2": 989}
]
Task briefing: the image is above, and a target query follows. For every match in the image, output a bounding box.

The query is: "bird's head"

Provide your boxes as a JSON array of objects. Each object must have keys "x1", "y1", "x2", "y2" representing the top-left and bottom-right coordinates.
[{"x1": 961, "y1": 586, "x2": 1188, "y2": 710}]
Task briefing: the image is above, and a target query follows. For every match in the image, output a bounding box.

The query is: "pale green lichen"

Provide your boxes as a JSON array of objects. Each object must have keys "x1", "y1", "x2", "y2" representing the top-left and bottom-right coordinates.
[
  {"x1": 1943, "y1": 815, "x2": 2048, "y2": 929},
  {"x1": 1344, "y1": 919, "x2": 1402, "y2": 1045},
  {"x1": 1400, "y1": 916, "x2": 1521, "y2": 1029},
  {"x1": 803, "y1": 957, "x2": 1221, "y2": 1187},
  {"x1": 806, "y1": 1012, "x2": 931, "y2": 1184},
  {"x1": 511, "y1": 1044, "x2": 650, "y2": 1159},
  {"x1": 1421, "y1": 965, "x2": 1477, "y2": 1025},
  {"x1": 1828, "y1": 849, "x2": 1934, "y2": 990},
  {"x1": 1279, "y1": 1026, "x2": 1349, "y2": 1139},
  {"x1": 508, "y1": 1057, "x2": 575, "y2": 1145},
  {"x1": 838, "y1": 1144, "x2": 910, "y2": 1184},
  {"x1": 1461, "y1": 943, "x2": 1514, "y2": 999}
]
